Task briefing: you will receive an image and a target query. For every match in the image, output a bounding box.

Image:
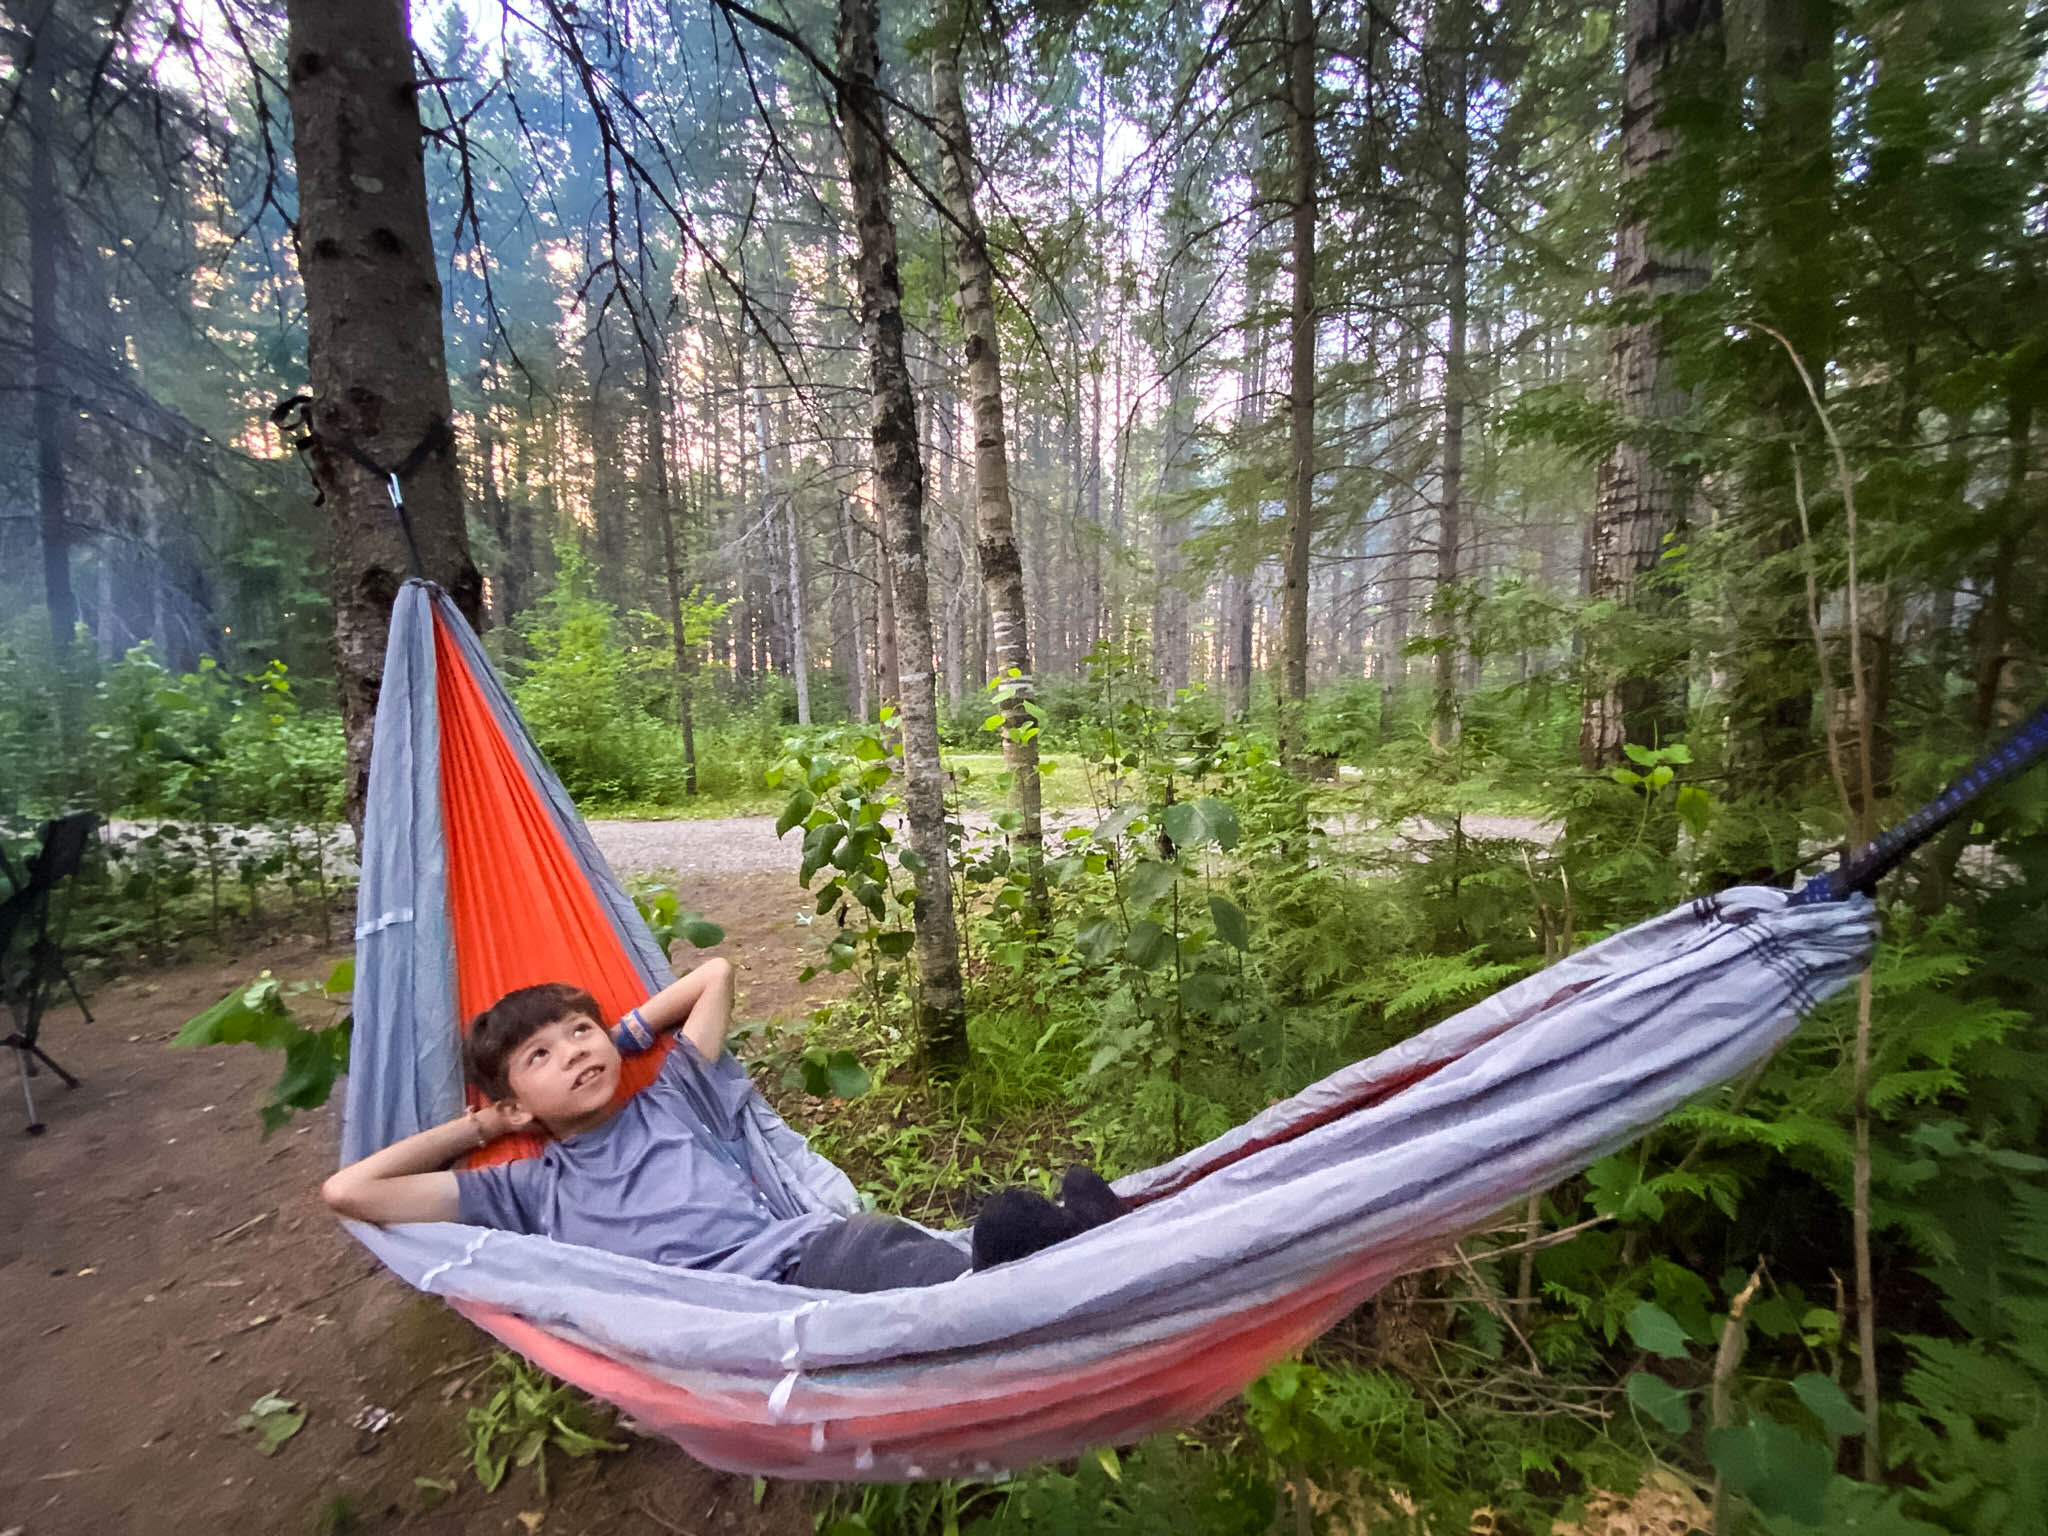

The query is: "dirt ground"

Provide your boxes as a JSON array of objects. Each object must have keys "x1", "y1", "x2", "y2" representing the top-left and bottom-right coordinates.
[{"x1": 1, "y1": 872, "x2": 852, "y2": 1536}]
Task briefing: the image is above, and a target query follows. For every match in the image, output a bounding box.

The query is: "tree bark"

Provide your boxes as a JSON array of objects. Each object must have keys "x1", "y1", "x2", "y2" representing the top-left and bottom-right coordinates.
[
  {"x1": 1278, "y1": 0, "x2": 1318, "y2": 764},
  {"x1": 1431, "y1": 33, "x2": 1470, "y2": 754},
  {"x1": 933, "y1": 49, "x2": 1047, "y2": 918},
  {"x1": 27, "y1": 40, "x2": 77, "y2": 654},
  {"x1": 1580, "y1": 0, "x2": 1720, "y2": 770},
  {"x1": 640, "y1": 332, "x2": 700, "y2": 794},
  {"x1": 285, "y1": 0, "x2": 482, "y2": 838},
  {"x1": 839, "y1": 0, "x2": 968, "y2": 1069}
]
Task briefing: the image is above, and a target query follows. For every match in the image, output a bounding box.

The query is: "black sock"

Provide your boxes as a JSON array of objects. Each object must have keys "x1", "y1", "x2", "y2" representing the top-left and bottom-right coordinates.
[
  {"x1": 971, "y1": 1187, "x2": 1084, "y2": 1269},
  {"x1": 1058, "y1": 1165, "x2": 1128, "y2": 1231}
]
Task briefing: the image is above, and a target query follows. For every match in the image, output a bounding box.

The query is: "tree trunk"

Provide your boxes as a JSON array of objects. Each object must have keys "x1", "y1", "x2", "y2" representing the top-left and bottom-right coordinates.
[
  {"x1": 875, "y1": 521, "x2": 900, "y2": 717},
  {"x1": 285, "y1": 0, "x2": 482, "y2": 837},
  {"x1": 1278, "y1": 0, "x2": 1318, "y2": 764},
  {"x1": 1580, "y1": 0, "x2": 1719, "y2": 770},
  {"x1": 28, "y1": 46, "x2": 77, "y2": 655},
  {"x1": 641, "y1": 334, "x2": 700, "y2": 795},
  {"x1": 1431, "y1": 35, "x2": 1470, "y2": 754},
  {"x1": 839, "y1": 0, "x2": 967, "y2": 1068},
  {"x1": 933, "y1": 48, "x2": 1047, "y2": 918},
  {"x1": 833, "y1": 494, "x2": 869, "y2": 721}
]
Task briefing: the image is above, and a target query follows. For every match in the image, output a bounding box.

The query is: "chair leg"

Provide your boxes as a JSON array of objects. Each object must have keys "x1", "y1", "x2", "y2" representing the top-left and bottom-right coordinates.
[
  {"x1": 15, "y1": 1047, "x2": 43, "y2": 1135},
  {"x1": 28, "y1": 1041, "x2": 78, "y2": 1089},
  {"x1": 61, "y1": 965, "x2": 94, "y2": 1024}
]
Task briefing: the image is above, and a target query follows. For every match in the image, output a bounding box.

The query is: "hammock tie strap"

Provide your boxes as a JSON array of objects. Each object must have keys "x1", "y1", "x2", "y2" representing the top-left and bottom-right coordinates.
[
  {"x1": 354, "y1": 906, "x2": 414, "y2": 940},
  {"x1": 333, "y1": 418, "x2": 455, "y2": 581},
  {"x1": 1793, "y1": 697, "x2": 2048, "y2": 904}
]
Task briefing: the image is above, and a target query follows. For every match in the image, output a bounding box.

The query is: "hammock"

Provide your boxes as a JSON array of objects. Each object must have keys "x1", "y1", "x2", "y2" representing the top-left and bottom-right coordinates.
[{"x1": 340, "y1": 579, "x2": 2045, "y2": 1481}]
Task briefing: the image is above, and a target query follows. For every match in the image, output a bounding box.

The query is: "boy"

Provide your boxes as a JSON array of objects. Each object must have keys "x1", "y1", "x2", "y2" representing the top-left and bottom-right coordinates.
[{"x1": 321, "y1": 959, "x2": 1122, "y2": 1292}]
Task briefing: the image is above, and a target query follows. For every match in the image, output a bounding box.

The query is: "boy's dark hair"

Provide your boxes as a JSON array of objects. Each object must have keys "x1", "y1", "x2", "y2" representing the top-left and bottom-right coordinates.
[{"x1": 464, "y1": 982, "x2": 604, "y2": 1099}]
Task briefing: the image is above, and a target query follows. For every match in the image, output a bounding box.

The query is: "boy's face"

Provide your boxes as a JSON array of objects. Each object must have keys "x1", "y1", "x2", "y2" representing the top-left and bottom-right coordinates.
[{"x1": 502, "y1": 1011, "x2": 622, "y2": 1136}]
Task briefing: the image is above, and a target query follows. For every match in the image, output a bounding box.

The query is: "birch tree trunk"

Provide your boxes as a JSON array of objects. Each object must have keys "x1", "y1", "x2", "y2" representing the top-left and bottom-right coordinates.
[
  {"x1": 285, "y1": 0, "x2": 482, "y2": 837},
  {"x1": 1579, "y1": 0, "x2": 1719, "y2": 769},
  {"x1": 839, "y1": 0, "x2": 968, "y2": 1068},
  {"x1": 1278, "y1": 0, "x2": 1319, "y2": 764},
  {"x1": 1430, "y1": 34, "x2": 1470, "y2": 754},
  {"x1": 933, "y1": 49, "x2": 1046, "y2": 917}
]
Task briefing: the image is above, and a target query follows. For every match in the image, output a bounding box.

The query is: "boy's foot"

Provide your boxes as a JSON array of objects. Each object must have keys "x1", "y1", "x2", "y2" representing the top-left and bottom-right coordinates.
[
  {"x1": 971, "y1": 1188, "x2": 1083, "y2": 1270},
  {"x1": 1058, "y1": 1165, "x2": 1127, "y2": 1231}
]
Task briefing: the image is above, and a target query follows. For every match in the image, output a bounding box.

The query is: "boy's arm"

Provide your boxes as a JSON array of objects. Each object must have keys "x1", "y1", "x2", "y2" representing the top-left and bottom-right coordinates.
[
  {"x1": 624, "y1": 956, "x2": 736, "y2": 1061},
  {"x1": 320, "y1": 1103, "x2": 526, "y2": 1225}
]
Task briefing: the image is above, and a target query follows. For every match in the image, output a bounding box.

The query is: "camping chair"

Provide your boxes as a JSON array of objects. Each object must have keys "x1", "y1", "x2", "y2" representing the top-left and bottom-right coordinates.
[{"x1": 1, "y1": 810, "x2": 97, "y2": 1134}]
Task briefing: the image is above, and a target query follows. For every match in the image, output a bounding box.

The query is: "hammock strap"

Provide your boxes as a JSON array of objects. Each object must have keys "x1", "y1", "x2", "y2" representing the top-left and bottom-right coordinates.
[{"x1": 1793, "y1": 696, "x2": 2048, "y2": 905}]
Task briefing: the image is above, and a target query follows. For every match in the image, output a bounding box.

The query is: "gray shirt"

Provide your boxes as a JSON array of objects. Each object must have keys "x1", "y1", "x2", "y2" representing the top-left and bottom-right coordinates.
[{"x1": 455, "y1": 1037, "x2": 838, "y2": 1277}]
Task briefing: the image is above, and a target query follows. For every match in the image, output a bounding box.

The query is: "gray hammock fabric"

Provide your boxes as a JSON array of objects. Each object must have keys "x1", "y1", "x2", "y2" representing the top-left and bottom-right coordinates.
[{"x1": 340, "y1": 581, "x2": 1878, "y2": 1480}]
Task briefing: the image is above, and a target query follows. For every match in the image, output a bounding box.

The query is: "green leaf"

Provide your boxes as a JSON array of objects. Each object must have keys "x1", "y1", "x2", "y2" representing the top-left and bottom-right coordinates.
[
  {"x1": 1093, "y1": 1445, "x2": 1122, "y2": 1483},
  {"x1": 175, "y1": 976, "x2": 296, "y2": 1051},
  {"x1": 322, "y1": 958, "x2": 354, "y2": 996},
  {"x1": 235, "y1": 1393, "x2": 307, "y2": 1456},
  {"x1": 1198, "y1": 798, "x2": 1241, "y2": 851},
  {"x1": 1123, "y1": 858, "x2": 1179, "y2": 909},
  {"x1": 1792, "y1": 1373, "x2": 1866, "y2": 1436},
  {"x1": 1076, "y1": 917, "x2": 1120, "y2": 964},
  {"x1": 875, "y1": 930, "x2": 916, "y2": 959},
  {"x1": 1623, "y1": 742, "x2": 1656, "y2": 766},
  {"x1": 993, "y1": 808, "x2": 1025, "y2": 835},
  {"x1": 1675, "y1": 783, "x2": 1712, "y2": 836},
  {"x1": 1162, "y1": 800, "x2": 1207, "y2": 849},
  {"x1": 800, "y1": 1048, "x2": 870, "y2": 1100},
  {"x1": 897, "y1": 848, "x2": 927, "y2": 873},
  {"x1": 852, "y1": 735, "x2": 887, "y2": 762},
  {"x1": 1625, "y1": 1372, "x2": 1693, "y2": 1434},
  {"x1": 1209, "y1": 895, "x2": 1251, "y2": 951},
  {"x1": 1093, "y1": 804, "x2": 1141, "y2": 842},
  {"x1": 1647, "y1": 764, "x2": 1675, "y2": 791},
  {"x1": 775, "y1": 790, "x2": 816, "y2": 838},
  {"x1": 414, "y1": 1476, "x2": 457, "y2": 1510},
  {"x1": 1125, "y1": 919, "x2": 1175, "y2": 970},
  {"x1": 1626, "y1": 1301, "x2": 1693, "y2": 1359},
  {"x1": 679, "y1": 918, "x2": 725, "y2": 949},
  {"x1": 1707, "y1": 1419, "x2": 1832, "y2": 1524}
]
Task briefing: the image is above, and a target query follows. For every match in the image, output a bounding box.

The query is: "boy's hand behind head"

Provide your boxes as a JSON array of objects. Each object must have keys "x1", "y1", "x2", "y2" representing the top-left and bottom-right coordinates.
[{"x1": 473, "y1": 1100, "x2": 535, "y2": 1141}]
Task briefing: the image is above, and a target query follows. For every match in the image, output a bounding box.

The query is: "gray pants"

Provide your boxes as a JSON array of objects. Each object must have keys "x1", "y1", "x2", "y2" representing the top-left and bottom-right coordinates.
[{"x1": 786, "y1": 1212, "x2": 972, "y2": 1293}]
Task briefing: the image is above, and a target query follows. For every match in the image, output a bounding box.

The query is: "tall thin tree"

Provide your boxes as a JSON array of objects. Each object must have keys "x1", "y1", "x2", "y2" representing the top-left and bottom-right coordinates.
[
  {"x1": 1278, "y1": 0, "x2": 1319, "y2": 763},
  {"x1": 933, "y1": 44, "x2": 1046, "y2": 918},
  {"x1": 838, "y1": 0, "x2": 968, "y2": 1068}
]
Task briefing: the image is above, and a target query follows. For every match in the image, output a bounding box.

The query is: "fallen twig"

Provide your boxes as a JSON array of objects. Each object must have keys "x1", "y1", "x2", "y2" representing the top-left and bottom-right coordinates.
[{"x1": 209, "y1": 1210, "x2": 272, "y2": 1245}]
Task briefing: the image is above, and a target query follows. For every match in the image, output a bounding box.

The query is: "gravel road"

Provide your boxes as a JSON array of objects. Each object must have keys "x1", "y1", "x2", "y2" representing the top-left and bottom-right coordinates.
[
  {"x1": 101, "y1": 811, "x2": 1555, "y2": 883},
  {"x1": 584, "y1": 811, "x2": 1555, "y2": 879}
]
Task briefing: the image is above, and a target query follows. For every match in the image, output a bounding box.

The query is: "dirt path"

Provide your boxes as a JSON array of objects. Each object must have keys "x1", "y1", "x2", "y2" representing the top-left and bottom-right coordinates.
[{"x1": 0, "y1": 872, "x2": 841, "y2": 1536}]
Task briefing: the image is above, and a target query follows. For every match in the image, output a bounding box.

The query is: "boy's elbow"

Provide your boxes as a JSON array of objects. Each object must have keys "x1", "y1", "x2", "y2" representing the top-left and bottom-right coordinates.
[{"x1": 321, "y1": 1172, "x2": 366, "y2": 1221}]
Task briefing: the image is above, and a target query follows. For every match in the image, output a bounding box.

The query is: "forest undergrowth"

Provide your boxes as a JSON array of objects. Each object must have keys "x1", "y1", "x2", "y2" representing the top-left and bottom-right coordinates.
[
  {"x1": 11, "y1": 609, "x2": 2046, "y2": 1536},
  {"x1": 776, "y1": 645, "x2": 2048, "y2": 1536}
]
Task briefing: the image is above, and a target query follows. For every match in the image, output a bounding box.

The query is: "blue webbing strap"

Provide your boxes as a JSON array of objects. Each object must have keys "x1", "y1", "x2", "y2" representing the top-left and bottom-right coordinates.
[{"x1": 1792, "y1": 697, "x2": 2048, "y2": 904}]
